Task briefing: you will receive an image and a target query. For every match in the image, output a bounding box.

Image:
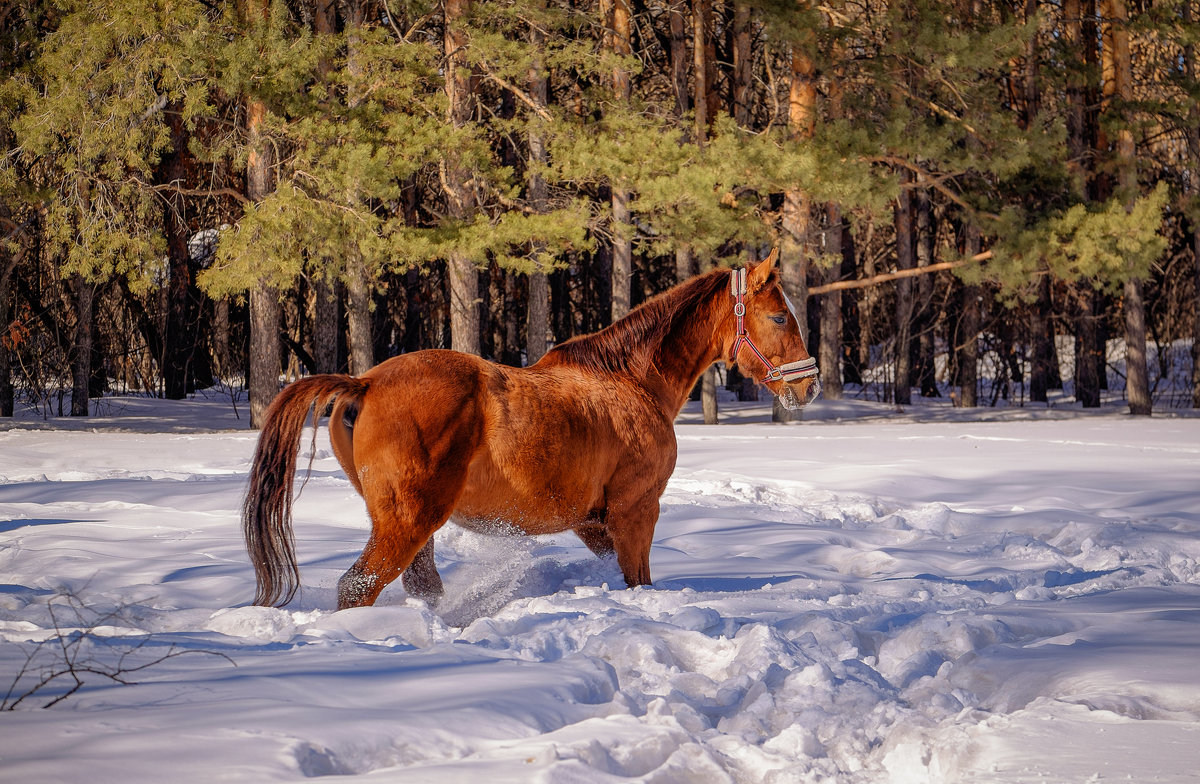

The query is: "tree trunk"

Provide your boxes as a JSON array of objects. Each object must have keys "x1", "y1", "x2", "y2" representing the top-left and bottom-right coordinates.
[
  {"x1": 914, "y1": 189, "x2": 938, "y2": 397},
  {"x1": 310, "y1": 280, "x2": 339, "y2": 373},
  {"x1": 447, "y1": 255, "x2": 480, "y2": 355},
  {"x1": 527, "y1": 270, "x2": 549, "y2": 365},
  {"x1": 346, "y1": 262, "x2": 374, "y2": 373},
  {"x1": 1124, "y1": 278, "x2": 1151, "y2": 414},
  {"x1": 1064, "y1": 0, "x2": 1088, "y2": 194},
  {"x1": 857, "y1": 225, "x2": 876, "y2": 388},
  {"x1": 1186, "y1": 0, "x2": 1200, "y2": 409},
  {"x1": 1193, "y1": 227, "x2": 1200, "y2": 408},
  {"x1": 688, "y1": 0, "x2": 719, "y2": 423},
  {"x1": 731, "y1": 2, "x2": 753, "y2": 126},
  {"x1": 669, "y1": 0, "x2": 688, "y2": 119},
  {"x1": 445, "y1": 0, "x2": 480, "y2": 355},
  {"x1": 244, "y1": 0, "x2": 281, "y2": 428},
  {"x1": 1075, "y1": 286, "x2": 1102, "y2": 407},
  {"x1": 819, "y1": 204, "x2": 843, "y2": 400},
  {"x1": 1064, "y1": 0, "x2": 1099, "y2": 409},
  {"x1": 0, "y1": 240, "x2": 18, "y2": 416},
  {"x1": 249, "y1": 284, "x2": 281, "y2": 426},
  {"x1": 161, "y1": 102, "x2": 200, "y2": 400},
  {"x1": 675, "y1": 245, "x2": 693, "y2": 284},
  {"x1": 525, "y1": 18, "x2": 552, "y2": 366},
  {"x1": 609, "y1": 0, "x2": 633, "y2": 323},
  {"x1": 70, "y1": 274, "x2": 94, "y2": 416},
  {"x1": 1101, "y1": 0, "x2": 1150, "y2": 415},
  {"x1": 893, "y1": 170, "x2": 915, "y2": 406},
  {"x1": 611, "y1": 189, "x2": 632, "y2": 322},
  {"x1": 309, "y1": 1, "x2": 340, "y2": 375},
  {"x1": 776, "y1": 26, "x2": 816, "y2": 423},
  {"x1": 693, "y1": 0, "x2": 710, "y2": 143},
  {"x1": 340, "y1": 1, "x2": 379, "y2": 370},
  {"x1": 1030, "y1": 275, "x2": 1054, "y2": 403},
  {"x1": 958, "y1": 225, "x2": 980, "y2": 407}
]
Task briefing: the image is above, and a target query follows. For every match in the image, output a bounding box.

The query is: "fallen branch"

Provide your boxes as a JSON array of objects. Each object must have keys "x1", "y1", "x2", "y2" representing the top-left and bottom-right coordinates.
[
  {"x1": 2, "y1": 591, "x2": 234, "y2": 710},
  {"x1": 807, "y1": 250, "x2": 993, "y2": 296}
]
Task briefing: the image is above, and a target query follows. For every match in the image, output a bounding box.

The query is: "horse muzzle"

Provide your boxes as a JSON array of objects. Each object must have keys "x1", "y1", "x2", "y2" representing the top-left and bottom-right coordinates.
[{"x1": 778, "y1": 376, "x2": 821, "y2": 410}]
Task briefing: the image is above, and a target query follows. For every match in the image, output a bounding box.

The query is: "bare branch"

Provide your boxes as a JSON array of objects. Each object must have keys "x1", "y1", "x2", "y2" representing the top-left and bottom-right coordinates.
[
  {"x1": 807, "y1": 250, "x2": 994, "y2": 296},
  {"x1": 869, "y1": 156, "x2": 1001, "y2": 221},
  {"x1": 480, "y1": 72, "x2": 554, "y2": 123},
  {"x1": 2, "y1": 590, "x2": 236, "y2": 711}
]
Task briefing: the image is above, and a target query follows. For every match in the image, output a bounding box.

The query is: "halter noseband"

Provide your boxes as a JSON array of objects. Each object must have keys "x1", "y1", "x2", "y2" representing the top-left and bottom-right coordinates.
[{"x1": 729, "y1": 267, "x2": 819, "y2": 384}]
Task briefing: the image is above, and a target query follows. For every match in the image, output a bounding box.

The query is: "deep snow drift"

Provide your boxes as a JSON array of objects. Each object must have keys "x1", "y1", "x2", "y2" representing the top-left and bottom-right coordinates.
[{"x1": 1, "y1": 395, "x2": 1199, "y2": 782}]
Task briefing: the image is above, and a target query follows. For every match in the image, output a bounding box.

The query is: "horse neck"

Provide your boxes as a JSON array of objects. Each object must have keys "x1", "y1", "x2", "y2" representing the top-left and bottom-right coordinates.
[{"x1": 646, "y1": 273, "x2": 733, "y2": 414}]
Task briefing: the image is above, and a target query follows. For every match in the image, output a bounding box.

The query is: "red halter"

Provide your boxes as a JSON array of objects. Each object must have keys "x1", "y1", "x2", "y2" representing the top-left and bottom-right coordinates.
[{"x1": 729, "y1": 268, "x2": 819, "y2": 384}]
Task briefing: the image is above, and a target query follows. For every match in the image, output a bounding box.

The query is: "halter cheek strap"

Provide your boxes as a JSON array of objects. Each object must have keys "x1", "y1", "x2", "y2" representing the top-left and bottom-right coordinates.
[{"x1": 729, "y1": 268, "x2": 819, "y2": 384}]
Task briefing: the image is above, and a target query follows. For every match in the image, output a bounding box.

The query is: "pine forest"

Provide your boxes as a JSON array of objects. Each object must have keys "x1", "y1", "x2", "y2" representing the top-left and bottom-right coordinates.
[{"x1": 2, "y1": 0, "x2": 1199, "y2": 425}]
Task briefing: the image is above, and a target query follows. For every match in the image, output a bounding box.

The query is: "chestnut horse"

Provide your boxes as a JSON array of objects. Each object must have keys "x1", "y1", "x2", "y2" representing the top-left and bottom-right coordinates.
[{"x1": 244, "y1": 249, "x2": 820, "y2": 609}]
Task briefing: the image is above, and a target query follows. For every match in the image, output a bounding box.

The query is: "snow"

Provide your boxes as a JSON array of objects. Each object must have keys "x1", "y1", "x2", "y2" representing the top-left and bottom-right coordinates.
[{"x1": 2, "y1": 392, "x2": 1199, "y2": 782}]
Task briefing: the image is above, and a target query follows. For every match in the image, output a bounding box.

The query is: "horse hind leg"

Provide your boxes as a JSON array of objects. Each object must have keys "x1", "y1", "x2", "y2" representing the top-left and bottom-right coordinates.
[
  {"x1": 337, "y1": 488, "x2": 457, "y2": 610},
  {"x1": 575, "y1": 519, "x2": 616, "y2": 559},
  {"x1": 401, "y1": 539, "x2": 444, "y2": 606}
]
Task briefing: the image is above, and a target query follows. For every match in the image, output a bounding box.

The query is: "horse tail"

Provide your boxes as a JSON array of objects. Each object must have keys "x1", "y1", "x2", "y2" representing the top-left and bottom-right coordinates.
[{"x1": 244, "y1": 374, "x2": 370, "y2": 607}]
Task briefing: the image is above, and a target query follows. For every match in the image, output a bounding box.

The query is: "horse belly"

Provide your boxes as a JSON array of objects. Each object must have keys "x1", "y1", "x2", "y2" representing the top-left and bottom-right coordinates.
[{"x1": 453, "y1": 454, "x2": 606, "y2": 536}]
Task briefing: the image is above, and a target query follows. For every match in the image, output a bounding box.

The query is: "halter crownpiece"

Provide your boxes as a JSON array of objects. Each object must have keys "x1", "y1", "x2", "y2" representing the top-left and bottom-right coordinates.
[{"x1": 729, "y1": 268, "x2": 820, "y2": 384}]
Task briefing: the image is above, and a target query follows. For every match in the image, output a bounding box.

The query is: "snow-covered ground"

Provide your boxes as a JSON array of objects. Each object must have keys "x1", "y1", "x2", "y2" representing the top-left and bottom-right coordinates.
[{"x1": 1, "y1": 392, "x2": 1199, "y2": 782}]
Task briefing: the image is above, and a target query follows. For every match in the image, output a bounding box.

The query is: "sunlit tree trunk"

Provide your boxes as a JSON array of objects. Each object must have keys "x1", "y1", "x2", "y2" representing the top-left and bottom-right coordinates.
[
  {"x1": 526, "y1": 15, "x2": 551, "y2": 366},
  {"x1": 343, "y1": 0, "x2": 376, "y2": 373},
  {"x1": 609, "y1": 0, "x2": 633, "y2": 323},
  {"x1": 1102, "y1": 0, "x2": 1150, "y2": 415},
  {"x1": 309, "y1": 0, "x2": 340, "y2": 375},
  {"x1": 445, "y1": 0, "x2": 480, "y2": 355},
  {"x1": 686, "y1": 0, "x2": 720, "y2": 423},
  {"x1": 243, "y1": 0, "x2": 281, "y2": 428},
  {"x1": 776, "y1": 20, "x2": 815, "y2": 423}
]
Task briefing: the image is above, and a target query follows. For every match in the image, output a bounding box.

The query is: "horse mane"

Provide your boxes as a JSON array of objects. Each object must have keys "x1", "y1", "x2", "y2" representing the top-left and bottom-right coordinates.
[{"x1": 545, "y1": 267, "x2": 729, "y2": 376}]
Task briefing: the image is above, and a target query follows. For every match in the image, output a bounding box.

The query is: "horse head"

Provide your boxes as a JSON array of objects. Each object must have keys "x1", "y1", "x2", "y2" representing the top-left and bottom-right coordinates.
[{"x1": 728, "y1": 249, "x2": 822, "y2": 411}]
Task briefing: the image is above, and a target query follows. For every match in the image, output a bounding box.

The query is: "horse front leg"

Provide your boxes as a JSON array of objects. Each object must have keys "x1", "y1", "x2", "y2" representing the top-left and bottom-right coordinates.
[{"x1": 606, "y1": 492, "x2": 660, "y2": 588}]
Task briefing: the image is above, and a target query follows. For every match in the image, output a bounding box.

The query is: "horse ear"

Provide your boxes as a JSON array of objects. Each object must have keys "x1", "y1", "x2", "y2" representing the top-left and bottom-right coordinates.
[{"x1": 747, "y1": 247, "x2": 779, "y2": 292}]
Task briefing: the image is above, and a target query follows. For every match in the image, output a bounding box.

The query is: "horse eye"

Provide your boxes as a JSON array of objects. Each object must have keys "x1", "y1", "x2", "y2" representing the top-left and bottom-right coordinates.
[{"x1": 770, "y1": 314, "x2": 787, "y2": 325}]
